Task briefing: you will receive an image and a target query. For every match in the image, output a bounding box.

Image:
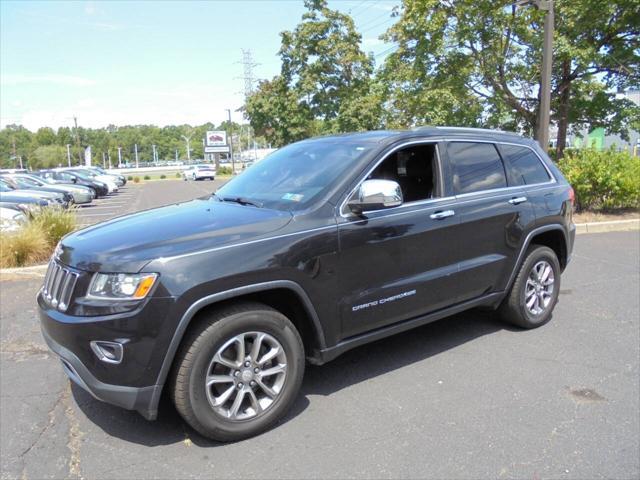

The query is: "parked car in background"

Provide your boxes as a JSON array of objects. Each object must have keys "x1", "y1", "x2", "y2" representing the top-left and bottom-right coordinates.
[
  {"x1": 7, "y1": 174, "x2": 94, "y2": 204},
  {"x1": 83, "y1": 166, "x2": 126, "y2": 186},
  {"x1": 0, "y1": 206, "x2": 27, "y2": 232},
  {"x1": 1, "y1": 175, "x2": 74, "y2": 206},
  {"x1": 0, "y1": 199, "x2": 49, "y2": 214},
  {"x1": 182, "y1": 164, "x2": 216, "y2": 181},
  {"x1": 0, "y1": 178, "x2": 69, "y2": 208},
  {"x1": 38, "y1": 170, "x2": 109, "y2": 198},
  {"x1": 63, "y1": 168, "x2": 119, "y2": 193}
]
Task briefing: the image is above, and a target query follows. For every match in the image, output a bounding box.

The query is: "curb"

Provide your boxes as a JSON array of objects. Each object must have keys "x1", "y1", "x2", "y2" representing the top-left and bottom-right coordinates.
[
  {"x1": 1, "y1": 219, "x2": 638, "y2": 276},
  {"x1": 575, "y1": 218, "x2": 639, "y2": 234}
]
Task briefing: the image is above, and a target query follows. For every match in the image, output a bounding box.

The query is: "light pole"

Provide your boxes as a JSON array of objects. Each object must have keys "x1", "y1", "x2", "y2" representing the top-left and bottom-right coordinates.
[
  {"x1": 516, "y1": 0, "x2": 554, "y2": 150},
  {"x1": 181, "y1": 135, "x2": 192, "y2": 162},
  {"x1": 152, "y1": 144, "x2": 157, "y2": 163},
  {"x1": 117, "y1": 146, "x2": 122, "y2": 167},
  {"x1": 225, "y1": 109, "x2": 234, "y2": 174},
  {"x1": 66, "y1": 144, "x2": 72, "y2": 167},
  {"x1": 134, "y1": 143, "x2": 139, "y2": 169}
]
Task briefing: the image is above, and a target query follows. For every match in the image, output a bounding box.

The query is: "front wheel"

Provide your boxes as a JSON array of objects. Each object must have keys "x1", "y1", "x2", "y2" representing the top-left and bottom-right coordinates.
[
  {"x1": 498, "y1": 245, "x2": 561, "y2": 329},
  {"x1": 171, "y1": 303, "x2": 305, "y2": 441}
]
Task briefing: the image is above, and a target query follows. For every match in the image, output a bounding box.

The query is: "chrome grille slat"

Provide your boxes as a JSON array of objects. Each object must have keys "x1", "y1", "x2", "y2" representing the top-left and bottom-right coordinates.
[
  {"x1": 42, "y1": 261, "x2": 54, "y2": 295},
  {"x1": 58, "y1": 273, "x2": 79, "y2": 311},
  {"x1": 41, "y1": 261, "x2": 79, "y2": 312}
]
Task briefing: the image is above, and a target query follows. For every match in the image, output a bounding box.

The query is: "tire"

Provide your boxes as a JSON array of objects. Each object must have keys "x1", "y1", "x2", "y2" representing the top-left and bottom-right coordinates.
[
  {"x1": 171, "y1": 302, "x2": 305, "y2": 442},
  {"x1": 498, "y1": 245, "x2": 561, "y2": 329}
]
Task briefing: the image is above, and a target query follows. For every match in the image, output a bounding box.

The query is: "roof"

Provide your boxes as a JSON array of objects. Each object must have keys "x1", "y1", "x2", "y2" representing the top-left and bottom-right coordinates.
[{"x1": 308, "y1": 127, "x2": 530, "y2": 145}]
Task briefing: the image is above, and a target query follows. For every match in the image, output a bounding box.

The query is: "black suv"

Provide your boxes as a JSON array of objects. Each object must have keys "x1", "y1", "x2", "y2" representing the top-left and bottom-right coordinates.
[{"x1": 38, "y1": 128, "x2": 575, "y2": 441}]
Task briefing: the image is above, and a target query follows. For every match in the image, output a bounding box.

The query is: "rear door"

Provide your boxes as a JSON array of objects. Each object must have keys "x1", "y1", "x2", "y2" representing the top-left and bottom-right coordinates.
[{"x1": 442, "y1": 141, "x2": 535, "y2": 302}]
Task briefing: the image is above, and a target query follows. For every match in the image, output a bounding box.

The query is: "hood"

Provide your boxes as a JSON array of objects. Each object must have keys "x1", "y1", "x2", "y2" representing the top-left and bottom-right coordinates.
[{"x1": 58, "y1": 197, "x2": 293, "y2": 272}]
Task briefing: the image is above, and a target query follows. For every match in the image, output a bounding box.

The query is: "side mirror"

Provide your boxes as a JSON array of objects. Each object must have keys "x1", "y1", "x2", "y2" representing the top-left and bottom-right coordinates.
[
  {"x1": 72, "y1": 177, "x2": 77, "y2": 183},
  {"x1": 347, "y1": 179, "x2": 403, "y2": 215}
]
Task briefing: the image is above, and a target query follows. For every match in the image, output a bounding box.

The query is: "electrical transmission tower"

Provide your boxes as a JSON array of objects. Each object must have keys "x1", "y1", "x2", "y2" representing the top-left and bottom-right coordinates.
[{"x1": 240, "y1": 49, "x2": 258, "y2": 100}]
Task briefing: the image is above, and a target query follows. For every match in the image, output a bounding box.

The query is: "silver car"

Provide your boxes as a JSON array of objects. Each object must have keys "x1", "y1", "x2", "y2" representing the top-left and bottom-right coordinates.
[{"x1": 11, "y1": 174, "x2": 94, "y2": 204}]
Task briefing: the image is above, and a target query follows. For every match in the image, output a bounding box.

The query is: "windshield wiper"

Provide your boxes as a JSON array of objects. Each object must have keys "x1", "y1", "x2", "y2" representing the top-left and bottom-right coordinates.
[{"x1": 221, "y1": 196, "x2": 263, "y2": 208}]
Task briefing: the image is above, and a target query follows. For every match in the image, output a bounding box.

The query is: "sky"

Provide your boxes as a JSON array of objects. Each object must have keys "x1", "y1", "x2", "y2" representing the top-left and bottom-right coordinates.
[{"x1": 0, "y1": 0, "x2": 399, "y2": 131}]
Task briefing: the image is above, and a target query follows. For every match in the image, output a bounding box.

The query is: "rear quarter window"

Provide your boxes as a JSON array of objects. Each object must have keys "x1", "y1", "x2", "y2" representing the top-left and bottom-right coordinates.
[
  {"x1": 499, "y1": 144, "x2": 551, "y2": 185},
  {"x1": 447, "y1": 142, "x2": 507, "y2": 194}
]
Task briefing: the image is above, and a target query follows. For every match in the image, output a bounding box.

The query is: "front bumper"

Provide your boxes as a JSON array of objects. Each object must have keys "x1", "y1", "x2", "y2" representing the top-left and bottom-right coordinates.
[{"x1": 41, "y1": 327, "x2": 161, "y2": 420}]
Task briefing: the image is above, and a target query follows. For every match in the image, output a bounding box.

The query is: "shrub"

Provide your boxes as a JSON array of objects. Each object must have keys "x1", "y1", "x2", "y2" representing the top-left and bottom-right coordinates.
[
  {"x1": 217, "y1": 166, "x2": 232, "y2": 175},
  {"x1": 160, "y1": 174, "x2": 166, "y2": 179},
  {"x1": 144, "y1": 175, "x2": 151, "y2": 180},
  {"x1": 133, "y1": 176, "x2": 140, "y2": 183},
  {"x1": 558, "y1": 148, "x2": 640, "y2": 211},
  {"x1": 30, "y1": 207, "x2": 77, "y2": 247},
  {"x1": 175, "y1": 172, "x2": 181, "y2": 178},
  {"x1": 127, "y1": 175, "x2": 133, "y2": 181},
  {"x1": 0, "y1": 223, "x2": 49, "y2": 268}
]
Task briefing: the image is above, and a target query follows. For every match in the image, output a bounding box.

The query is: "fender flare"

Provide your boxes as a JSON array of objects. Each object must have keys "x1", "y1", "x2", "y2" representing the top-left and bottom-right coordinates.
[
  {"x1": 148, "y1": 280, "x2": 326, "y2": 411},
  {"x1": 505, "y1": 224, "x2": 568, "y2": 292}
]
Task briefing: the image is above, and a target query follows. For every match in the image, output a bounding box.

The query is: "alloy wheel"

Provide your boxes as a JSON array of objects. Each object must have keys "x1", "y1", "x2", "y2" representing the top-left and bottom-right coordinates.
[
  {"x1": 524, "y1": 260, "x2": 555, "y2": 315},
  {"x1": 205, "y1": 332, "x2": 287, "y2": 421}
]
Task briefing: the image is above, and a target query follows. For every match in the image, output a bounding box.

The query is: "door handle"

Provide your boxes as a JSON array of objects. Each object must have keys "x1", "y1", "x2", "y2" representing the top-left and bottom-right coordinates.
[
  {"x1": 508, "y1": 196, "x2": 528, "y2": 205},
  {"x1": 430, "y1": 210, "x2": 455, "y2": 220}
]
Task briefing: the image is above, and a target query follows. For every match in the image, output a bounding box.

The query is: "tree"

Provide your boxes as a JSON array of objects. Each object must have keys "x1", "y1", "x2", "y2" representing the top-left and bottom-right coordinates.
[
  {"x1": 246, "y1": 0, "x2": 379, "y2": 145},
  {"x1": 31, "y1": 145, "x2": 67, "y2": 169},
  {"x1": 246, "y1": 76, "x2": 316, "y2": 146},
  {"x1": 382, "y1": 0, "x2": 640, "y2": 157}
]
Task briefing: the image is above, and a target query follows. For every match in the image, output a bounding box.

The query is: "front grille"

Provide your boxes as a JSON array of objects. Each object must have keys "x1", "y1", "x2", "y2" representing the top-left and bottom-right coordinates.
[{"x1": 42, "y1": 261, "x2": 79, "y2": 312}]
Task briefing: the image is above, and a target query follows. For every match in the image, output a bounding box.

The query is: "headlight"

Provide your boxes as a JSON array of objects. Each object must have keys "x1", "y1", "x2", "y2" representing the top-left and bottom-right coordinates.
[{"x1": 88, "y1": 273, "x2": 158, "y2": 300}]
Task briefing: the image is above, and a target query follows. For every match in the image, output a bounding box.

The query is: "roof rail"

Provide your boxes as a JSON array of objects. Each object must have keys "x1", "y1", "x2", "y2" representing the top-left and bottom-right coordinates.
[{"x1": 412, "y1": 126, "x2": 522, "y2": 136}]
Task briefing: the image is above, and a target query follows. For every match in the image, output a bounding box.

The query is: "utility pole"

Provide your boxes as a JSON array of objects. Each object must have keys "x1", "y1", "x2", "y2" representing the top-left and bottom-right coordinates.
[
  {"x1": 516, "y1": 0, "x2": 554, "y2": 150},
  {"x1": 134, "y1": 143, "x2": 139, "y2": 168},
  {"x1": 538, "y1": 0, "x2": 554, "y2": 151},
  {"x1": 66, "y1": 144, "x2": 72, "y2": 167},
  {"x1": 225, "y1": 108, "x2": 234, "y2": 174},
  {"x1": 181, "y1": 135, "x2": 193, "y2": 162},
  {"x1": 73, "y1": 116, "x2": 82, "y2": 165}
]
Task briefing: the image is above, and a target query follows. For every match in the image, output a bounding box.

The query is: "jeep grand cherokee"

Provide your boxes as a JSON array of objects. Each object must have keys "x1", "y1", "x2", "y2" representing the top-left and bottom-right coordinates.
[{"x1": 38, "y1": 127, "x2": 575, "y2": 441}]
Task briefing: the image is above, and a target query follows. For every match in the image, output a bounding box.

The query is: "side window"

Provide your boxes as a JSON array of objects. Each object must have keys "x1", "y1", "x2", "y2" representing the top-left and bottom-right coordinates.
[
  {"x1": 499, "y1": 144, "x2": 551, "y2": 185},
  {"x1": 367, "y1": 144, "x2": 439, "y2": 203},
  {"x1": 447, "y1": 142, "x2": 507, "y2": 194}
]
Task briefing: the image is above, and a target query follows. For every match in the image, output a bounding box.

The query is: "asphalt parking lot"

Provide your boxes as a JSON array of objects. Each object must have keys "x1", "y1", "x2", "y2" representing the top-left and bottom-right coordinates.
[
  {"x1": 75, "y1": 178, "x2": 225, "y2": 227},
  {"x1": 1, "y1": 212, "x2": 638, "y2": 477}
]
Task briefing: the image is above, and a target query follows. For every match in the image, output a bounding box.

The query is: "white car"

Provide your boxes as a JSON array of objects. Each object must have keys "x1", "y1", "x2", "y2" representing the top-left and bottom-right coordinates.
[
  {"x1": 182, "y1": 165, "x2": 216, "y2": 181},
  {"x1": 0, "y1": 206, "x2": 27, "y2": 232}
]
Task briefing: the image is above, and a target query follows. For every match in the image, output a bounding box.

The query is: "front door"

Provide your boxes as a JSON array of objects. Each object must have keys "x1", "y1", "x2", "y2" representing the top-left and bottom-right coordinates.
[{"x1": 335, "y1": 142, "x2": 462, "y2": 339}]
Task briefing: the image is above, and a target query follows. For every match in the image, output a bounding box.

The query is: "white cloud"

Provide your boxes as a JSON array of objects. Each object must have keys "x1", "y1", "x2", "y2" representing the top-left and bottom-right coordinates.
[{"x1": 1, "y1": 74, "x2": 97, "y2": 87}]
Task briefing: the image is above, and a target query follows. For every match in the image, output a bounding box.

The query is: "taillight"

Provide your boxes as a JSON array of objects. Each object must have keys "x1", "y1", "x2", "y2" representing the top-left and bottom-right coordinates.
[{"x1": 568, "y1": 187, "x2": 575, "y2": 207}]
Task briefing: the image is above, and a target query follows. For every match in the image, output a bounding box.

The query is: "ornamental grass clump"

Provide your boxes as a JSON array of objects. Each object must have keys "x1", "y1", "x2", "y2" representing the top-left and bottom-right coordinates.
[{"x1": 0, "y1": 222, "x2": 49, "y2": 268}]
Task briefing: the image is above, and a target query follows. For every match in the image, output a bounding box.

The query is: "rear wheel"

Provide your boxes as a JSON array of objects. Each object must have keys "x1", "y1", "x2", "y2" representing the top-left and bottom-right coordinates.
[
  {"x1": 498, "y1": 245, "x2": 560, "y2": 328},
  {"x1": 171, "y1": 303, "x2": 305, "y2": 441}
]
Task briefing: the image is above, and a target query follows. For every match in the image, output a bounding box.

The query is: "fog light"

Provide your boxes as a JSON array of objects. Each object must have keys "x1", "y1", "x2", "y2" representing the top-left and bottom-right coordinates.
[{"x1": 90, "y1": 341, "x2": 124, "y2": 364}]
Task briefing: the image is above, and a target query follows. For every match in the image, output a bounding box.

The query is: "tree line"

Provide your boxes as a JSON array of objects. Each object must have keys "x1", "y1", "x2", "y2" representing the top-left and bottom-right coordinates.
[
  {"x1": 0, "y1": 122, "x2": 262, "y2": 170},
  {"x1": 245, "y1": 0, "x2": 639, "y2": 158}
]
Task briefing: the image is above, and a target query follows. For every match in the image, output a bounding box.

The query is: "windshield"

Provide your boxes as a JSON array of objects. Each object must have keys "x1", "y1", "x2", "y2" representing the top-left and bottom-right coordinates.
[{"x1": 215, "y1": 139, "x2": 373, "y2": 211}]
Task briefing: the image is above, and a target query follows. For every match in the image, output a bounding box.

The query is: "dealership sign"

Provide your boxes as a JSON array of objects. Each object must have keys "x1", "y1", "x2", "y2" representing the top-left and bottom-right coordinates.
[
  {"x1": 204, "y1": 145, "x2": 230, "y2": 153},
  {"x1": 206, "y1": 130, "x2": 227, "y2": 147}
]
